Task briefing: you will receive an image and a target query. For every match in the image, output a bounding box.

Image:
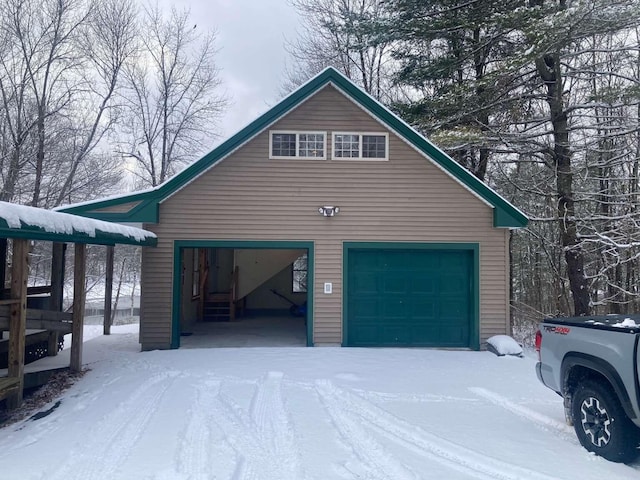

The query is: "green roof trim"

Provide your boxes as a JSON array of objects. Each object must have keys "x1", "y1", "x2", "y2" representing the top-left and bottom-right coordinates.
[
  {"x1": 58, "y1": 67, "x2": 527, "y2": 228},
  {"x1": 0, "y1": 220, "x2": 157, "y2": 246},
  {"x1": 0, "y1": 201, "x2": 157, "y2": 246},
  {"x1": 0, "y1": 224, "x2": 157, "y2": 246}
]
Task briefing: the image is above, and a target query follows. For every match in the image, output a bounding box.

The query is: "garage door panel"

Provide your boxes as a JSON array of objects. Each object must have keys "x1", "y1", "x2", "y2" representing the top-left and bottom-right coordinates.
[
  {"x1": 440, "y1": 274, "x2": 468, "y2": 295},
  {"x1": 385, "y1": 252, "x2": 413, "y2": 269},
  {"x1": 383, "y1": 274, "x2": 407, "y2": 294},
  {"x1": 352, "y1": 273, "x2": 378, "y2": 294},
  {"x1": 351, "y1": 296, "x2": 379, "y2": 317},
  {"x1": 439, "y1": 299, "x2": 469, "y2": 319},
  {"x1": 382, "y1": 298, "x2": 408, "y2": 317},
  {"x1": 349, "y1": 325, "x2": 379, "y2": 345},
  {"x1": 411, "y1": 277, "x2": 437, "y2": 294},
  {"x1": 381, "y1": 326, "x2": 411, "y2": 344},
  {"x1": 411, "y1": 253, "x2": 439, "y2": 270},
  {"x1": 347, "y1": 248, "x2": 473, "y2": 347},
  {"x1": 351, "y1": 251, "x2": 376, "y2": 268},
  {"x1": 440, "y1": 326, "x2": 468, "y2": 345},
  {"x1": 410, "y1": 298, "x2": 436, "y2": 318}
]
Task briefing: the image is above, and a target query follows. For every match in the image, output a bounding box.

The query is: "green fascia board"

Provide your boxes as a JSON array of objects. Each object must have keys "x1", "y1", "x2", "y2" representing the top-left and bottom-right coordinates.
[
  {"x1": 494, "y1": 208, "x2": 526, "y2": 229},
  {"x1": 0, "y1": 222, "x2": 157, "y2": 247},
  {"x1": 59, "y1": 67, "x2": 527, "y2": 228},
  {"x1": 171, "y1": 239, "x2": 314, "y2": 349},
  {"x1": 342, "y1": 242, "x2": 480, "y2": 350}
]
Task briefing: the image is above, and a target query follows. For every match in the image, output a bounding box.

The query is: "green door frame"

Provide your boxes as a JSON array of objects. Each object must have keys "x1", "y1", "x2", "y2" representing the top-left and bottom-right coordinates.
[
  {"x1": 172, "y1": 240, "x2": 315, "y2": 348},
  {"x1": 342, "y1": 242, "x2": 480, "y2": 350}
]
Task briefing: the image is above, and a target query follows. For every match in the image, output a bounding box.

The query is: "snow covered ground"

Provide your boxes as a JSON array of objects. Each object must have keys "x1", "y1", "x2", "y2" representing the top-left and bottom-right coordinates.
[{"x1": 1, "y1": 326, "x2": 639, "y2": 480}]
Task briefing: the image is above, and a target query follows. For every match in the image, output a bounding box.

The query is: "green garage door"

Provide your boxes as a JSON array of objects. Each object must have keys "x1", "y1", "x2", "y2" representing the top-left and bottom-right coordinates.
[{"x1": 346, "y1": 248, "x2": 474, "y2": 347}]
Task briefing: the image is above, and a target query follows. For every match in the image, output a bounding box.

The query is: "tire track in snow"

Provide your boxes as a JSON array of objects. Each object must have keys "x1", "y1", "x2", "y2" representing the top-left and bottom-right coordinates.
[
  {"x1": 355, "y1": 389, "x2": 480, "y2": 405},
  {"x1": 468, "y1": 387, "x2": 574, "y2": 437},
  {"x1": 48, "y1": 371, "x2": 178, "y2": 480},
  {"x1": 173, "y1": 380, "x2": 222, "y2": 480},
  {"x1": 317, "y1": 380, "x2": 564, "y2": 480},
  {"x1": 250, "y1": 371, "x2": 302, "y2": 479},
  {"x1": 315, "y1": 380, "x2": 419, "y2": 480},
  {"x1": 207, "y1": 372, "x2": 304, "y2": 480}
]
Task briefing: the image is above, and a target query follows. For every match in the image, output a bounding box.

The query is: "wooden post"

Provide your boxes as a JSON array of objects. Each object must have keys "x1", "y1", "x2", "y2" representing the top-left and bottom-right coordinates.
[
  {"x1": 70, "y1": 243, "x2": 86, "y2": 373},
  {"x1": 0, "y1": 238, "x2": 7, "y2": 293},
  {"x1": 7, "y1": 238, "x2": 28, "y2": 409},
  {"x1": 48, "y1": 242, "x2": 65, "y2": 355},
  {"x1": 104, "y1": 245, "x2": 114, "y2": 335}
]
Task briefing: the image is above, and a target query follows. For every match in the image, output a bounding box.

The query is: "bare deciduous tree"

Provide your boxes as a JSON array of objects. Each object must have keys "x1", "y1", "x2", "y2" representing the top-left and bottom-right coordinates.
[
  {"x1": 285, "y1": 0, "x2": 393, "y2": 101},
  {"x1": 55, "y1": 0, "x2": 138, "y2": 206},
  {"x1": 0, "y1": 0, "x2": 136, "y2": 207},
  {"x1": 119, "y1": 4, "x2": 227, "y2": 188}
]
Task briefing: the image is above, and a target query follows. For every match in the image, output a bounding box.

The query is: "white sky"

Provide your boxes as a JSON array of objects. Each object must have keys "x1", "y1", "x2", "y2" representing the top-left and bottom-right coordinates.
[{"x1": 162, "y1": 0, "x2": 301, "y2": 140}]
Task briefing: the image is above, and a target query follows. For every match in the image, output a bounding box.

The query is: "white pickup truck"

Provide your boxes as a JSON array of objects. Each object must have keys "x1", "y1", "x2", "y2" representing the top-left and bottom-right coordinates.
[{"x1": 536, "y1": 314, "x2": 640, "y2": 462}]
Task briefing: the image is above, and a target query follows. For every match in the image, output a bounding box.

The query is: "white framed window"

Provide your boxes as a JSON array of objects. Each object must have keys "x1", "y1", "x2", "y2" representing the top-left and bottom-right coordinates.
[
  {"x1": 270, "y1": 131, "x2": 327, "y2": 159},
  {"x1": 332, "y1": 132, "x2": 388, "y2": 160}
]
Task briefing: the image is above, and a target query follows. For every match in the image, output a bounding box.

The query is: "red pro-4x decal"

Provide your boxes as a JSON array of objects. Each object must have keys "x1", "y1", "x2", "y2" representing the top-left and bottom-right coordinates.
[{"x1": 543, "y1": 325, "x2": 571, "y2": 335}]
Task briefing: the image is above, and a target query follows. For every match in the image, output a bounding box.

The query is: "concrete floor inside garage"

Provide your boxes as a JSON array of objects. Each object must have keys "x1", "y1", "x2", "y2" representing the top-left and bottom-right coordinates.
[{"x1": 179, "y1": 315, "x2": 308, "y2": 348}]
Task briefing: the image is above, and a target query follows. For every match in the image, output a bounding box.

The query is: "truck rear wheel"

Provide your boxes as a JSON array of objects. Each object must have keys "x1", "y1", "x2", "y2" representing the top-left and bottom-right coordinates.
[{"x1": 571, "y1": 380, "x2": 640, "y2": 462}]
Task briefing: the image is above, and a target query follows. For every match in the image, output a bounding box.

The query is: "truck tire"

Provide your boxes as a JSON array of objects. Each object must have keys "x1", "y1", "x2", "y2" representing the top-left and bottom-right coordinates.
[{"x1": 571, "y1": 379, "x2": 640, "y2": 462}]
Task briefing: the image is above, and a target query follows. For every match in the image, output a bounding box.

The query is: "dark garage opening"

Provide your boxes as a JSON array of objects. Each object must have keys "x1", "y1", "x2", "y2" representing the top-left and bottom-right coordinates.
[{"x1": 178, "y1": 246, "x2": 309, "y2": 347}]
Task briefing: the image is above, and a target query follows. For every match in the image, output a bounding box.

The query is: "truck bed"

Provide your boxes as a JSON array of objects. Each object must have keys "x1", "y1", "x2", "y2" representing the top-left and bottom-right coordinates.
[{"x1": 544, "y1": 314, "x2": 640, "y2": 333}]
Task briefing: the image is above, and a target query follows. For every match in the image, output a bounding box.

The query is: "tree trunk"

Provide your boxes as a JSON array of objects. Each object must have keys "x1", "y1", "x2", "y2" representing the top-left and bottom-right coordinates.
[
  {"x1": 535, "y1": 53, "x2": 590, "y2": 316},
  {"x1": 31, "y1": 104, "x2": 45, "y2": 207}
]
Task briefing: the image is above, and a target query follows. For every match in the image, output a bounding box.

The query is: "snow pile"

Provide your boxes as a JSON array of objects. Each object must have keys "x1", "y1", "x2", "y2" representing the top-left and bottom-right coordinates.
[
  {"x1": 486, "y1": 335, "x2": 523, "y2": 357},
  {"x1": 0, "y1": 201, "x2": 155, "y2": 242},
  {"x1": 612, "y1": 318, "x2": 639, "y2": 328}
]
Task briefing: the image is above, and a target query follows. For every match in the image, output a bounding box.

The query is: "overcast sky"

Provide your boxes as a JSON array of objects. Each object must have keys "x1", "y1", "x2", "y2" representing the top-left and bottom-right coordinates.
[{"x1": 161, "y1": 0, "x2": 302, "y2": 141}]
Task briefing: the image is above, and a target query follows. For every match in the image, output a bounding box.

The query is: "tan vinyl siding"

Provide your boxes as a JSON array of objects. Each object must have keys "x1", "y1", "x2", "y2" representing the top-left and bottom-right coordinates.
[{"x1": 140, "y1": 85, "x2": 509, "y2": 348}]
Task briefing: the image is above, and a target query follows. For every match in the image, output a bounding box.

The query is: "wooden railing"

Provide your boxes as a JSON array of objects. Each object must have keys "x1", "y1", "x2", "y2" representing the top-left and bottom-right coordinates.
[
  {"x1": 0, "y1": 305, "x2": 73, "y2": 333},
  {"x1": 0, "y1": 285, "x2": 52, "y2": 298}
]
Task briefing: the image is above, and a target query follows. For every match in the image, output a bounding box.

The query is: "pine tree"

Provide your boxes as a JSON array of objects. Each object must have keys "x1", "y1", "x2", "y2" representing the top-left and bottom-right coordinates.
[{"x1": 379, "y1": 0, "x2": 640, "y2": 316}]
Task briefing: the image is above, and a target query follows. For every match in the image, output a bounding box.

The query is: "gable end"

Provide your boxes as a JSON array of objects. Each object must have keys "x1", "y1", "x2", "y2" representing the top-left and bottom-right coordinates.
[{"x1": 58, "y1": 68, "x2": 527, "y2": 228}]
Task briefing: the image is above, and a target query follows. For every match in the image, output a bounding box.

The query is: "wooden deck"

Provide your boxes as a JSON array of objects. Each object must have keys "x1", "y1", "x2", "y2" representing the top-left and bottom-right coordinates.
[{"x1": 0, "y1": 304, "x2": 73, "y2": 406}]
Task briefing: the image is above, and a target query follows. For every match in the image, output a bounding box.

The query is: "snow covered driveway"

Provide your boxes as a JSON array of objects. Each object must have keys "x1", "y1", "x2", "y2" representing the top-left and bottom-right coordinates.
[{"x1": 1, "y1": 326, "x2": 639, "y2": 479}]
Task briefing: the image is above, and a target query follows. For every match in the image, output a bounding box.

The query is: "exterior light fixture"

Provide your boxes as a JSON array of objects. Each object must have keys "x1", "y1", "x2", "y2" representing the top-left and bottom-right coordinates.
[{"x1": 318, "y1": 206, "x2": 340, "y2": 217}]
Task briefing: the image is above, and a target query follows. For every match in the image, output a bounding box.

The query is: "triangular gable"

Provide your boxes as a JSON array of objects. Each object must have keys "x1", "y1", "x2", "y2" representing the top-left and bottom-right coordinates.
[{"x1": 58, "y1": 67, "x2": 527, "y2": 228}]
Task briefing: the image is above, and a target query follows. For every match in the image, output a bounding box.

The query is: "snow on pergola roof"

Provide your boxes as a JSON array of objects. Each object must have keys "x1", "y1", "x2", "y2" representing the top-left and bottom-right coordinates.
[{"x1": 0, "y1": 201, "x2": 157, "y2": 246}]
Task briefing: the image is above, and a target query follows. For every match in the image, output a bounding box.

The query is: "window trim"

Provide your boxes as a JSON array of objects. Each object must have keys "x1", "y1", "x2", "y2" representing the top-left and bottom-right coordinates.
[
  {"x1": 191, "y1": 248, "x2": 200, "y2": 299},
  {"x1": 269, "y1": 130, "x2": 327, "y2": 160},
  {"x1": 292, "y1": 253, "x2": 308, "y2": 293},
  {"x1": 331, "y1": 132, "x2": 389, "y2": 161}
]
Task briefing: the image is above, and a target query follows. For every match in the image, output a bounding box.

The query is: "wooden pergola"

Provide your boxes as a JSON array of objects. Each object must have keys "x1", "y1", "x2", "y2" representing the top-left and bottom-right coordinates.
[{"x1": 0, "y1": 202, "x2": 156, "y2": 409}]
